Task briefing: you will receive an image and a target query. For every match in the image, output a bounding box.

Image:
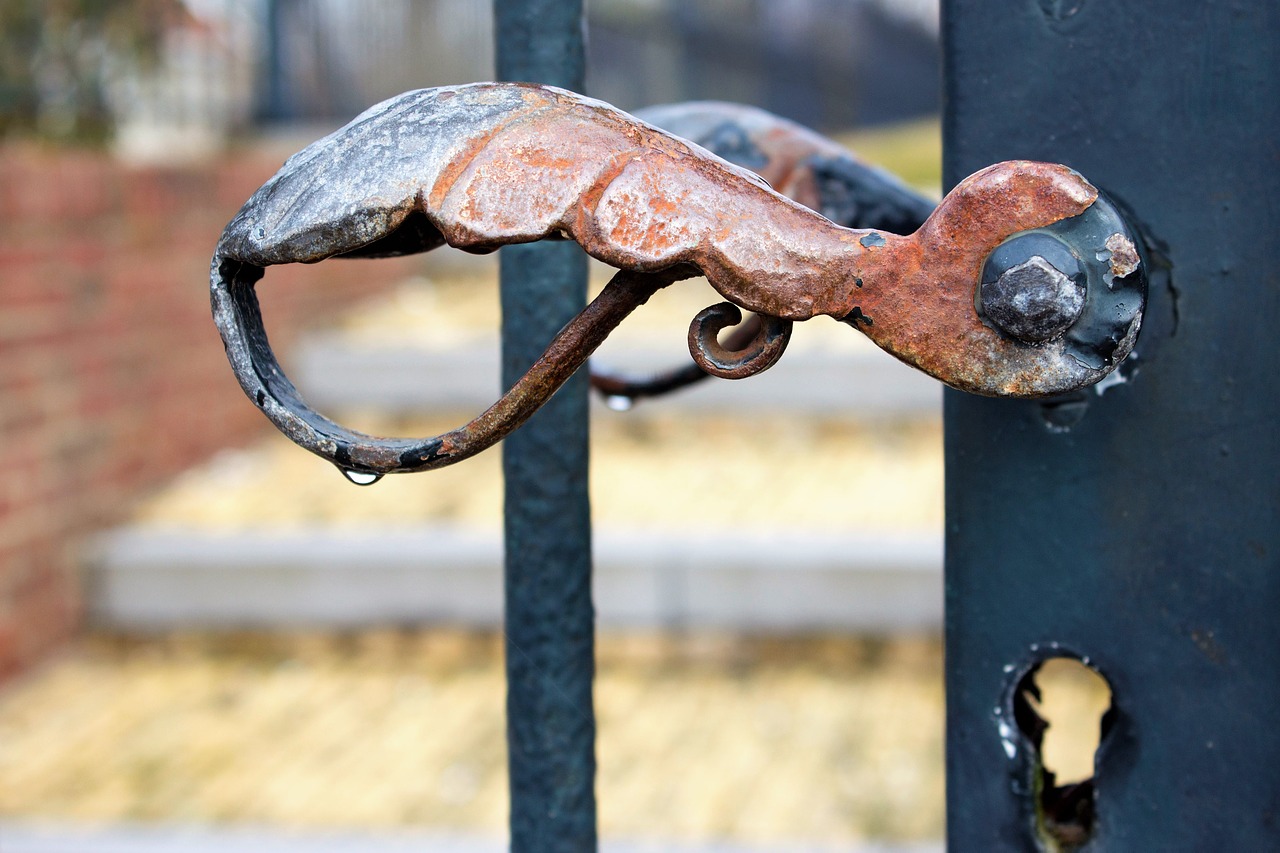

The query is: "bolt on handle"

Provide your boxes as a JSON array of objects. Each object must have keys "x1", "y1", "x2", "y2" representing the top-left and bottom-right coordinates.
[{"x1": 210, "y1": 82, "x2": 1146, "y2": 479}]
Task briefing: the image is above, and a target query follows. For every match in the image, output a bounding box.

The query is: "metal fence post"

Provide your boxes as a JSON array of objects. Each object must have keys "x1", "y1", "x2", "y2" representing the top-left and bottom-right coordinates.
[
  {"x1": 493, "y1": 2, "x2": 596, "y2": 850},
  {"x1": 943, "y1": 1, "x2": 1279, "y2": 848}
]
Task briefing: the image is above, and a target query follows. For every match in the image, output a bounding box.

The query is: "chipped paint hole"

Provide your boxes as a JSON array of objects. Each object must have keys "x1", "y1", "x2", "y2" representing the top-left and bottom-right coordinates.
[
  {"x1": 1012, "y1": 655, "x2": 1113, "y2": 852},
  {"x1": 840, "y1": 306, "x2": 873, "y2": 328}
]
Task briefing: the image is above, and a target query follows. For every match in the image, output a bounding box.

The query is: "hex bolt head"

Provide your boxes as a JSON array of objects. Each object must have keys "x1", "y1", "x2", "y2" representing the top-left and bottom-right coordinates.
[{"x1": 980, "y1": 254, "x2": 1086, "y2": 344}]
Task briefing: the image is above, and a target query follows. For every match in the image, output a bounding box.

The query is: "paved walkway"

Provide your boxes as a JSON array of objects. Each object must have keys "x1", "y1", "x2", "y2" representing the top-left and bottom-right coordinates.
[{"x1": 0, "y1": 821, "x2": 943, "y2": 853}]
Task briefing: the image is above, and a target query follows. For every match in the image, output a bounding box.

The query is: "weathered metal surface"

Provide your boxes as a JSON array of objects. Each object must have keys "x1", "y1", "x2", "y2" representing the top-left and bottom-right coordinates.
[
  {"x1": 945, "y1": 0, "x2": 1280, "y2": 849},
  {"x1": 686, "y1": 303, "x2": 792, "y2": 379},
  {"x1": 588, "y1": 101, "x2": 936, "y2": 404},
  {"x1": 980, "y1": 255, "x2": 1084, "y2": 344},
  {"x1": 633, "y1": 100, "x2": 937, "y2": 234},
  {"x1": 212, "y1": 81, "x2": 1145, "y2": 477}
]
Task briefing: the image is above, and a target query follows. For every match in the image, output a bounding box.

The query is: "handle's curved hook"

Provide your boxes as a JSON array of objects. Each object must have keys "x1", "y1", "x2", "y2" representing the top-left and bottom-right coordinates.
[
  {"x1": 588, "y1": 101, "x2": 937, "y2": 405},
  {"x1": 211, "y1": 82, "x2": 1145, "y2": 478},
  {"x1": 215, "y1": 258, "x2": 695, "y2": 477}
]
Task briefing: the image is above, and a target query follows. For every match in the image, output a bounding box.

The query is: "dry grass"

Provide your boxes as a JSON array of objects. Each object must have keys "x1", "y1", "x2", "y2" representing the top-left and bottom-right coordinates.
[{"x1": 0, "y1": 630, "x2": 946, "y2": 846}]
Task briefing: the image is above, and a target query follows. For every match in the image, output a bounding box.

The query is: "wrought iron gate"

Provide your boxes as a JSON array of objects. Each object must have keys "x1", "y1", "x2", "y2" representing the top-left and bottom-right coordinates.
[
  {"x1": 943, "y1": 1, "x2": 1279, "y2": 849},
  {"x1": 214, "y1": 0, "x2": 1279, "y2": 849}
]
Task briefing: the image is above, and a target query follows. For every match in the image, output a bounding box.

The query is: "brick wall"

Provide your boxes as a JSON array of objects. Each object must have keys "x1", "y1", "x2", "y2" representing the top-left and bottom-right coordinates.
[{"x1": 0, "y1": 143, "x2": 421, "y2": 680}]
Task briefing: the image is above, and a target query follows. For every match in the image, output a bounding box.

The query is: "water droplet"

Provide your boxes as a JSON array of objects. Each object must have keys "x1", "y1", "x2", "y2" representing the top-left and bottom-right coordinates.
[
  {"x1": 605, "y1": 395, "x2": 634, "y2": 412},
  {"x1": 1003, "y1": 663, "x2": 1016, "y2": 673},
  {"x1": 341, "y1": 468, "x2": 383, "y2": 486}
]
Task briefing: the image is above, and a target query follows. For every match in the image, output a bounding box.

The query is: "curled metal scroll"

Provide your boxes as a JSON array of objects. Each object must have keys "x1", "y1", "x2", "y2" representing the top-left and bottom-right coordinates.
[{"x1": 211, "y1": 82, "x2": 1146, "y2": 479}]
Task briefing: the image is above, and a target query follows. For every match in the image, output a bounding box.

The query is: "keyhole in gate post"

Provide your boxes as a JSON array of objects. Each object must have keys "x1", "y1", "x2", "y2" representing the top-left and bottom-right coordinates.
[{"x1": 1010, "y1": 654, "x2": 1114, "y2": 852}]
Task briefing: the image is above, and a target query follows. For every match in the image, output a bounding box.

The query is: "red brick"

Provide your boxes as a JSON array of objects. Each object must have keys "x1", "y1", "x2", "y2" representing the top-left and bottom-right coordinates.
[{"x1": 0, "y1": 142, "x2": 417, "y2": 683}]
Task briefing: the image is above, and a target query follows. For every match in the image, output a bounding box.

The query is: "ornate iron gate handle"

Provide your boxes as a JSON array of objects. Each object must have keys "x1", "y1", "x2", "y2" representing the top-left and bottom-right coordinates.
[{"x1": 211, "y1": 82, "x2": 1146, "y2": 479}]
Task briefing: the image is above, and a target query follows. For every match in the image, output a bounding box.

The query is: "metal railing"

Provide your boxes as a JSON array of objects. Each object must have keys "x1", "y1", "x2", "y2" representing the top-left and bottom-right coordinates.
[{"x1": 492, "y1": 2, "x2": 596, "y2": 848}]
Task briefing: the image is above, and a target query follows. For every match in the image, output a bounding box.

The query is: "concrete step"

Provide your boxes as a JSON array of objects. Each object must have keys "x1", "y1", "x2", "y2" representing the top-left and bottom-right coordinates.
[
  {"x1": 87, "y1": 526, "x2": 941, "y2": 633},
  {"x1": 0, "y1": 821, "x2": 943, "y2": 853},
  {"x1": 290, "y1": 264, "x2": 942, "y2": 420},
  {"x1": 292, "y1": 335, "x2": 941, "y2": 418}
]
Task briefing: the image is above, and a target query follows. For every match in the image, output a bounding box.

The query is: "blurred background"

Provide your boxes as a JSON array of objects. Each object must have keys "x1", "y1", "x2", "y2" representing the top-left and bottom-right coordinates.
[{"x1": 0, "y1": 1, "x2": 1105, "y2": 850}]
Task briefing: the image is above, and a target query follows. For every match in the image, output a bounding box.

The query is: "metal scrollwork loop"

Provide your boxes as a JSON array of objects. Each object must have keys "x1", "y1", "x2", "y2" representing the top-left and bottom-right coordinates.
[{"x1": 687, "y1": 303, "x2": 792, "y2": 380}]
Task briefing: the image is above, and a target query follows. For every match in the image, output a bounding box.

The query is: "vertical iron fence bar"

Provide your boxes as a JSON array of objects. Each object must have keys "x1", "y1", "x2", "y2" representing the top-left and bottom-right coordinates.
[
  {"x1": 943, "y1": 0, "x2": 1279, "y2": 848},
  {"x1": 493, "y1": 2, "x2": 595, "y2": 851}
]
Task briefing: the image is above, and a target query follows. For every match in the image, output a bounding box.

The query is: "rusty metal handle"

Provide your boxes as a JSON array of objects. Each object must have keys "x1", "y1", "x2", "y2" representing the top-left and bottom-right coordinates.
[
  {"x1": 588, "y1": 101, "x2": 937, "y2": 406},
  {"x1": 211, "y1": 82, "x2": 1146, "y2": 480}
]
